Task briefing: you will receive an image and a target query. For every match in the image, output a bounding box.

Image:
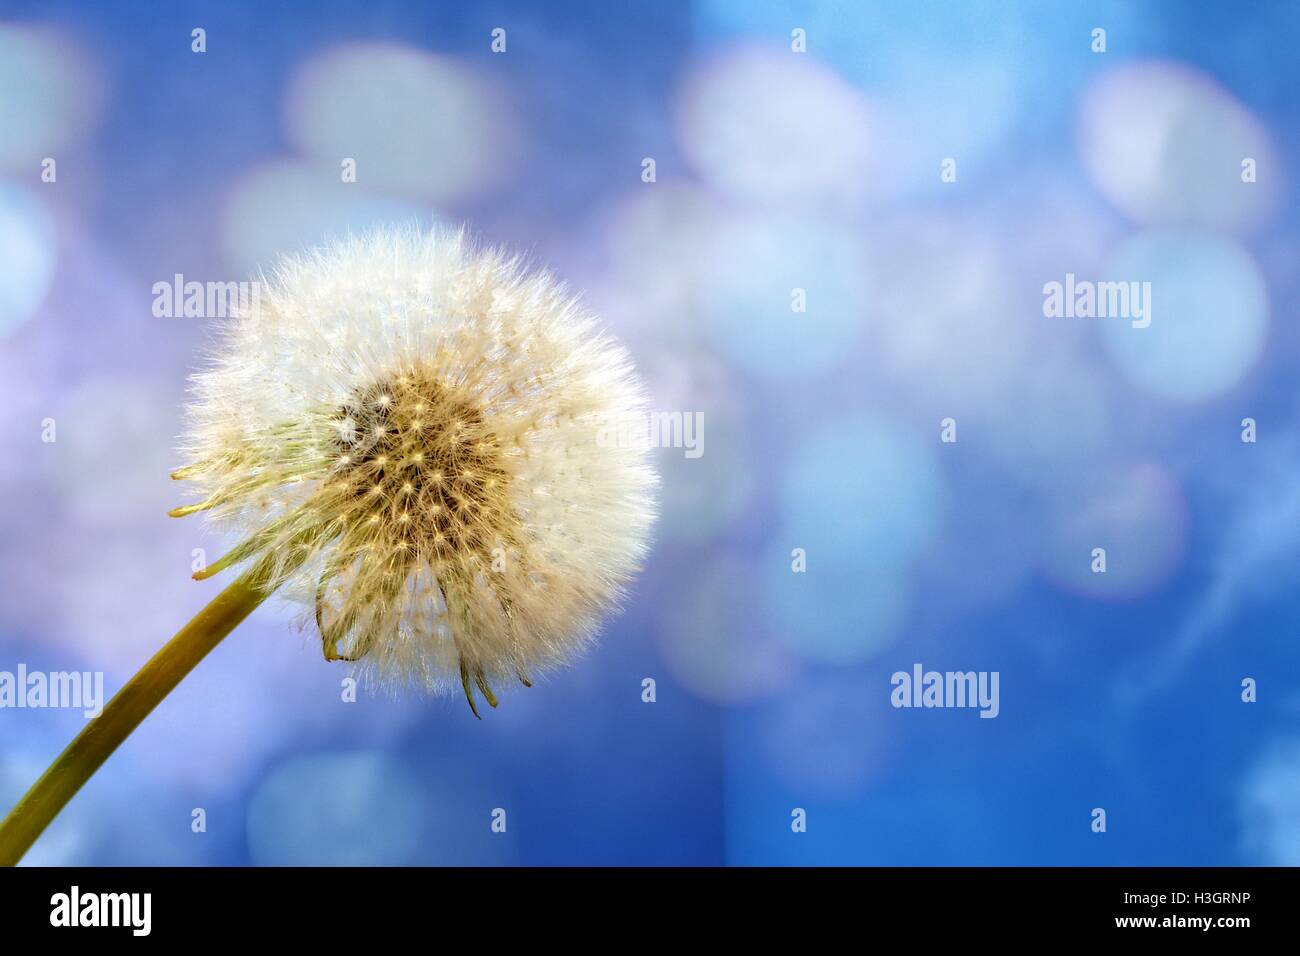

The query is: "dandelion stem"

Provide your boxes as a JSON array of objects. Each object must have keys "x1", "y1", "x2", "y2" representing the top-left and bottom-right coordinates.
[{"x1": 0, "y1": 554, "x2": 282, "y2": 866}]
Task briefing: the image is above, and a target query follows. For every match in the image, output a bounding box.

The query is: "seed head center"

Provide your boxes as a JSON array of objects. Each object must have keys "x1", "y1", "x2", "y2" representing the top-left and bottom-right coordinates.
[{"x1": 329, "y1": 373, "x2": 508, "y2": 557}]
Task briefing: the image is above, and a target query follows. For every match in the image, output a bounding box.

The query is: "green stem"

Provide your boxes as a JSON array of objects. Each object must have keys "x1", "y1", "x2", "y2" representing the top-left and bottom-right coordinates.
[{"x1": 0, "y1": 557, "x2": 279, "y2": 866}]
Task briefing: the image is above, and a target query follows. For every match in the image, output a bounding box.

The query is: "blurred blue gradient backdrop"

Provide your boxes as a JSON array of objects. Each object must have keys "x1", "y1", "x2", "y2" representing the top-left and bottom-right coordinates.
[{"x1": 2, "y1": 0, "x2": 1300, "y2": 865}]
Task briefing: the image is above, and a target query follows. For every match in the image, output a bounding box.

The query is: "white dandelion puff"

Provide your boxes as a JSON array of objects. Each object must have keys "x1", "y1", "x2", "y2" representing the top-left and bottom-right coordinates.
[
  {"x1": 0, "y1": 225, "x2": 662, "y2": 865},
  {"x1": 172, "y1": 225, "x2": 658, "y2": 713}
]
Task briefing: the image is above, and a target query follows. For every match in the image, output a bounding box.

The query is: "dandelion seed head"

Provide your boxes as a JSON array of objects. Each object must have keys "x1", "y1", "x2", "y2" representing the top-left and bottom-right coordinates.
[{"x1": 175, "y1": 226, "x2": 657, "y2": 705}]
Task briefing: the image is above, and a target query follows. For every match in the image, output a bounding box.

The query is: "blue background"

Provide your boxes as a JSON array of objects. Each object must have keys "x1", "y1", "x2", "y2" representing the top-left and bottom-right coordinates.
[{"x1": 1, "y1": 0, "x2": 1299, "y2": 865}]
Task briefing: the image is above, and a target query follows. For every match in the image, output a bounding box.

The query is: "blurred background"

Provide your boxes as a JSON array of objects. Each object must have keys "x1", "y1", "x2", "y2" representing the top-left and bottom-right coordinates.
[{"x1": 2, "y1": 0, "x2": 1299, "y2": 865}]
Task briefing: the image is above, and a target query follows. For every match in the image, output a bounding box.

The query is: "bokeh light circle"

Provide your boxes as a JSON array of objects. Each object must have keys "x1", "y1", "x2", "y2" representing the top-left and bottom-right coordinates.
[
  {"x1": 285, "y1": 43, "x2": 511, "y2": 202},
  {"x1": 983, "y1": 350, "x2": 1115, "y2": 481},
  {"x1": 703, "y1": 215, "x2": 869, "y2": 379},
  {"x1": 0, "y1": 181, "x2": 57, "y2": 337},
  {"x1": 780, "y1": 413, "x2": 946, "y2": 569},
  {"x1": 55, "y1": 378, "x2": 177, "y2": 525},
  {"x1": 593, "y1": 183, "x2": 723, "y2": 346},
  {"x1": 867, "y1": 56, "x2": 1020, "y2": 197},
  {"x1": 1098, "y1": 231, "x2": 1268, "y2": 402},
  {"x1": 678, "y1": 46, "x2": 875, "y2": 210},
  {"x1": 763, "y1": 413, "x2": 945, "y2": 662},
  {"x1": 221, "y1": 161, "x2": 432, "y2": 276},
  {"x1": 0, "y1": 24, "x2": 100, "y2": 170},
  {"x1": 652, "y1": 418, "x2": 756, "y2": 545},
  {"x1": 1080, "y1": 62, "x2": 1279, "y2": 232},
  {"x1": 865, "y1": 213, "x2": 1023, "y2": 412}
]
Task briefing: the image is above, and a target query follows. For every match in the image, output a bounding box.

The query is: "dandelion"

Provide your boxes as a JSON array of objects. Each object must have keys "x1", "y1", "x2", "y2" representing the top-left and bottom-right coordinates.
[{"x1": 0, "y1": 226, "x2": 657, "y2": 865}]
